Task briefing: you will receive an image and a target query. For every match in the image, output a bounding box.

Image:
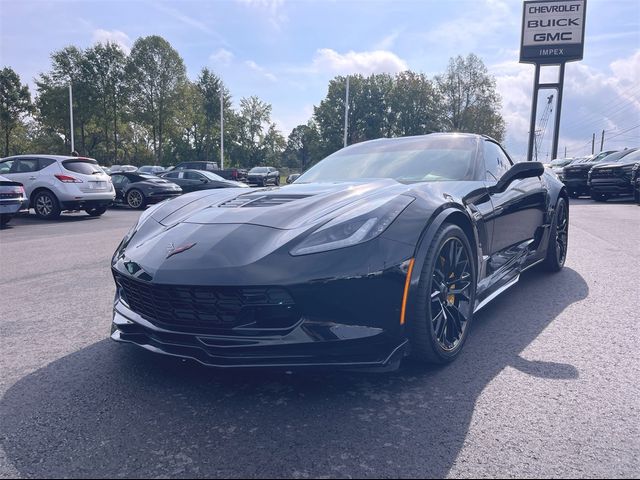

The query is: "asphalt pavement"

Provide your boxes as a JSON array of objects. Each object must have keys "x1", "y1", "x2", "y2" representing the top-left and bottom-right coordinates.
[{"x1": 0, "y1": 199, "x2": 638, "y2": 478}]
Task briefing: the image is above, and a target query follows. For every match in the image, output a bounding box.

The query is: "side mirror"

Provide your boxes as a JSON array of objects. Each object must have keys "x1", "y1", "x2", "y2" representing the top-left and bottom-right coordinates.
[{"x1": 493, "y1": 162, "x2": 544, "y2": 193}]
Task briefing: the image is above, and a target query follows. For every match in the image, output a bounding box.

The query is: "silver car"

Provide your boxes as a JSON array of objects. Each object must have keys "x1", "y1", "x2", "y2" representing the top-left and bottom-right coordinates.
[
  {"x1": 0, "y1": 175, "x2": 28, "y2": 227},
  {"x1": 0, "y1": 155, "x2": 115, "y2": 219}
]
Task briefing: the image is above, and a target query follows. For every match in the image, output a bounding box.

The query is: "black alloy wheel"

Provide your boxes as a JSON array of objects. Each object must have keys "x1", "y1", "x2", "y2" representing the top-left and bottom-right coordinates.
[
  {"x1": 33, "y1": 190, "x2": 61, "y2": 219},
  {"x1": 543, "y1": 197, "x2": 568, "y2": 272},
  {"x1": 409, "y1": 224, "x2": 476, "y2": 364},
  {"x1": 126, "y1": 189, "x2": 146, "y2": 209}
]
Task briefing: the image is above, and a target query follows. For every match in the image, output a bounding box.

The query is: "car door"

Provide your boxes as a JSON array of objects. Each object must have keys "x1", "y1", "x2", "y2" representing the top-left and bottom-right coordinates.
[
  {"x1": 4, "y1": 158, "x2": 46, "y2": 197},
  {"x1": 483, "y1": 141, "x2": 547, "y2": 258}
]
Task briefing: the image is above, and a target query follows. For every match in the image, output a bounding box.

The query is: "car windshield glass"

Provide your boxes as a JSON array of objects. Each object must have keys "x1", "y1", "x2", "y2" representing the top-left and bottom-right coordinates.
[
  {"x1": 601, "y1": 149, "x2": 638, "y2": 163},
  {"x1": 297, "y1": 136, "x2": 478, "y2": 183},
  {"x1": 250, "y1": 167, "x2": 268, "y2": 173},
  {"x1": 63, "y1": 159, "x2": 102, "y2": 174},
  {"x1": 550, "y1": 159, "x2": 571, "y2": 166},
  {"x1": 200, "y1": 171, "x2": 224, "y2": 181}
]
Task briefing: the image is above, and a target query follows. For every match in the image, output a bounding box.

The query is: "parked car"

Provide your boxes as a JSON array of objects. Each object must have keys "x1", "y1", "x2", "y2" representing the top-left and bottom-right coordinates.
[
  {"x1": 173, "y1": 161, "x2": 247, "y2": 182},
  {"x1": 137, "y1": 165, "x2": 167, "y2": 176},
  {"x1": 160, "y1": 169, "x2": 248, "y2": 193},
  {"x1": 286, "y1": 173, "x2": 301, "y2": 184},
  {"x1": 110, "y1": 165, "x2": 137, "y2": 173},
  {"x1": 547, "y1": 157, "x2": 577, "y2": 180},
  {"x1": 111, "y1": 133, "x2": 568, "y2": 369},
  {"x1": 0, "y1": 175, "x2": 28, "y2": 227},
  {"x1": 111, "y1": 172, "x2": 182, "y2": 209},
  {"x1": 632, "y1": 163, "x2": 640, "y2": 204},
  {"x1": 562, "y1": 150, "x2": 617, "y2": 198},
  {"x1": 588, "y1": 148, "x2": 639, "y2": 201},
  {"x1": 247, "y1": 166, "x2": 280, "y2": 186},
  {"x1": 0, "y1": 155, "x2": 115, "y2": 219}
]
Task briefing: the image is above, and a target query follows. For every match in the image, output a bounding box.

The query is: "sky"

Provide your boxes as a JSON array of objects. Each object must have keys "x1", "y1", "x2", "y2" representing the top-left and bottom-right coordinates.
[{"x1": 1, "y1": 0, "x2": 639, "y2": 161}]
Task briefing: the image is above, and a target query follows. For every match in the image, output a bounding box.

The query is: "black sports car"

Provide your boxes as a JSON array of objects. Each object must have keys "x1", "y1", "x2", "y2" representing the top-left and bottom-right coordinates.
[
  {"x1": 111, "y1": 133, "x2": 568, "y2": 370},
  {"x1": 247, "y1": 166, "x2": 280, "y2": 186},
  {"x1": 588, "y1": 148, "x2": 639, "y2": 201},
  {"x1": 111, "y1": 172, "x2": 182, "y2": 209},
  {"x1": 160, "y1": 169, "x2": 248, "y2": 193}
]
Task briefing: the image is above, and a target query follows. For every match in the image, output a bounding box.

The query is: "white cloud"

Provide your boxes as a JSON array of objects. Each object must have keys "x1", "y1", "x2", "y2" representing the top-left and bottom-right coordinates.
[
  {"x1": 92, "y1": 29, "x2": 131, "y2": 54},
  {"x1": 236, "y1": 0, "x2": 287, "y2": 29},
  {"x1": 210, "y1": 48, "x2": 234, "y2": 65},
  {"x1": 492, "y1": 50, "x2": 640, "y2": 161},
  {"x1": 245, "y1": 60, "x2": 277, "y2": 82},
  {"x1": 374, "y1": 31, "x2": 401, "y2": 50},
  {"x1": 309, "y1": 48, "x2": 408, "y2": 76}
]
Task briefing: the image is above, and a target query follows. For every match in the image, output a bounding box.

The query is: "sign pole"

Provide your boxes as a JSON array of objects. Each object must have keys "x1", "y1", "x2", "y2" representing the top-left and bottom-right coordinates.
[
  {"x1": 527, "y1": 64, "x2": 541, "y2": 162},
  {"x1": 550, "y1": 62, "x2": 565, "y2": 160}
]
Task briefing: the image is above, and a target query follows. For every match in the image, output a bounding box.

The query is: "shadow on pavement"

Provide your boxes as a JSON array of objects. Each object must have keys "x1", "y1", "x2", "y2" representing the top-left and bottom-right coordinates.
[{"x1": 0, "y1": 267, "x2": 588, "y2": 478}]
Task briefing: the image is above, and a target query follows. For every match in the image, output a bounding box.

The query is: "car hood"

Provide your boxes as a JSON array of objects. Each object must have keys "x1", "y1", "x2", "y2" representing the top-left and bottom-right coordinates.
[{"x1": 149, "y1": 179, "x2": 414, "y2": 230}]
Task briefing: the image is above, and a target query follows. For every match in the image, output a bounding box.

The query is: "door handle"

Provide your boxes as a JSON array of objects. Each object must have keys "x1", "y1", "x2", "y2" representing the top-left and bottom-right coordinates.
[{"x1": 29, "y1": 176, "x2": 37, "y2": 180}]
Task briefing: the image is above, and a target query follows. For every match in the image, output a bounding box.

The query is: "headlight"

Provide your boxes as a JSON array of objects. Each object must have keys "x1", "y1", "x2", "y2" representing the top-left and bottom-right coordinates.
[{"x1": 290, "y1": 195, "x2": 413, "y2": 256}]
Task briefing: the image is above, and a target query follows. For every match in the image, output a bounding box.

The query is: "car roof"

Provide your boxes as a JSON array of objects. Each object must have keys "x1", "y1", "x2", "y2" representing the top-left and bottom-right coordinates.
[{"x1": 1, "y1": 154, "x2": 96, "y2": 161}]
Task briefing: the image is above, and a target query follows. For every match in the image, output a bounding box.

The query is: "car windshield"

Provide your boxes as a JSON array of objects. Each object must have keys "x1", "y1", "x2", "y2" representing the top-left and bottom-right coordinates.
[
  {"x1": 600, "y1": 149, "x2": 638, "y2": 163},
  {"x1": 200, "y1": 170, "x2": 224, "y2": 181},
  {"x1": 250, "y1": 167, "x2": 268, "y2": 173},
  {"x1": 296, "y1": 135, "x2": 478, "y2": 183},
  {"x1": 550, "y1": 158, "x2": 572, "y2": 166}
]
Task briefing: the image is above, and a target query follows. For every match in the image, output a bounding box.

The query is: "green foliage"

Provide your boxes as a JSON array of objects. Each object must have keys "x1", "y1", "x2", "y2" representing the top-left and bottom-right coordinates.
[
  {"x1": 4, "y1": 37, "x2": 505, "y2": 171},
  {"x1": 0, "y1": 67, "x2": 32, "y2": 156}
]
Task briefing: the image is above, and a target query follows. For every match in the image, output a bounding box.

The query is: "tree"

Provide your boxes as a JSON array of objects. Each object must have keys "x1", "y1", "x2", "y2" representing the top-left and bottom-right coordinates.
[
  {"x1": 435, "y1": 54, "x2": 505, "y2": 141},
  {"x1": 127, "y1": 36, "x2": 187, "y2": 163},
  {"x1": 235, "y1": 96, "x2": 274, "y2": 168},
  {"x1": 0, "y1": 67, "x2": 32, "y2": 156},
  {"x1": 389, "y1": 71, "x2": 443, "y2": 136},
  {"x1": 196, "y1": 68, "x2": 232, "y2": 162},
  {"x1": 81, "y1": 42, "x2": 127, "y2": 162},
  {"x1": 283, "y1": 121, "x2": 321, "y2": 171}
]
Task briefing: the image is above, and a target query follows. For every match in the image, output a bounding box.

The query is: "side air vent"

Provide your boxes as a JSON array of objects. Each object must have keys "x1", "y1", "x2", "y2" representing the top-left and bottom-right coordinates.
[{"x1": 219, "y1": 194, "x2": 311, "y2": 208}]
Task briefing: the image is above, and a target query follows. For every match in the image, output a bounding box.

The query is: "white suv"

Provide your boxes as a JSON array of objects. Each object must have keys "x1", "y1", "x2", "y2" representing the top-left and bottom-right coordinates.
[{"x1": 0, "y1": 155, "x2": 115, "y2": 219}]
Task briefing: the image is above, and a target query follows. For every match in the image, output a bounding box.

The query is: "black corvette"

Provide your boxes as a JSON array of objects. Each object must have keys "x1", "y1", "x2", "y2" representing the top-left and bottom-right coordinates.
[
  {"x1": 111, "y1": 133, "x2": 568, "y2": 369},
  {"x1": 111, "y1": 172, "x2": 182, "y2": 209}
]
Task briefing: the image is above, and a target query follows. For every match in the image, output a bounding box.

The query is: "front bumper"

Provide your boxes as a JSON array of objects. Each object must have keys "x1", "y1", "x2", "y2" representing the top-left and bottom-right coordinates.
[
  {"x1": 111, "y1": 301, "x2": 408, "y2": 369},
  {"x1": 147, "y1": 191, "x2": 182, "y2": 203}
]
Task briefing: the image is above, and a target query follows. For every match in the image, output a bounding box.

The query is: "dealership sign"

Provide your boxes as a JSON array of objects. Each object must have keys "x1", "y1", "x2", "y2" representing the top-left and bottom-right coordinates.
[{"x1": 520, "y1": 0, "x2": 586, "y2": 64}]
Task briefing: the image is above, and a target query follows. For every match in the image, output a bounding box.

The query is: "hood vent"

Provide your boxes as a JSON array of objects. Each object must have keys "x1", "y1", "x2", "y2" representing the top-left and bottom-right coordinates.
[{"x1": 218, "y1": 194, "x2": 311, "y2": 208}]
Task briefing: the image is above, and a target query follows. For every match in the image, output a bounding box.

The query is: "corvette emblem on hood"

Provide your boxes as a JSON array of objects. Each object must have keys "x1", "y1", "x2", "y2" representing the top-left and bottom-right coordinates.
[{"x1": 166, "y1": 242, "x2": 197, "y2": 259}]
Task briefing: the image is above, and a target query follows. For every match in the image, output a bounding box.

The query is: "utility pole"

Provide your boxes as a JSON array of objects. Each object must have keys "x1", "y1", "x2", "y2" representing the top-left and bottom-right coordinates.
[
  {"x1": 69, "y1": 83, "x2": 75, "y2": 152},
  {"x1": 591, "y1": 133, "x2": 595, "y2": 154},
  {"x1": 220, "y1": 88, "x2": 224, "y2": 169},
  {"x1": 600, "y1": 130, "x2": 605, "y2": 152},
  {"x1": 343, "y1": 76, "x2": 349, "y2": 148}
]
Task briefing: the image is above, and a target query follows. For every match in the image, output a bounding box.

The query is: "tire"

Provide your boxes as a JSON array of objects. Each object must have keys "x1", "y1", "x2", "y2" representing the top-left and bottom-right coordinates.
[
  {"x1": 0, "y1": 214, "x2": 11, "y2": 227},
  {"x1": 126, "y1": 189, "x2": 147, "y2": 209},
  {"x1": 408, "y1": 224, "x2": 476, "y2": 364},
  {"x1": 591, "y1": 192, "x2": 608, "y2": 202},
  {"x1": 542, "y1": 197, "x2": 568, "y2": 272},
  {"x1": 275, "y1": 176, "x2": 280, "y2": 186},
  {"x1": 33, "y1": 190, "x2": 61, "y2": 219},
  {"x1": 85, "y1": 206, "x2": 107, "y2": 217}
]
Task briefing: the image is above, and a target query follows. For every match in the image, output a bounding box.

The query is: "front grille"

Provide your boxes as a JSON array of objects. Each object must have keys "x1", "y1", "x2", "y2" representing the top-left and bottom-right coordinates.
[
  {"x1": 592, "y1": 168, "x2": 617, "y2": 178},
  {"x1": 114, "y1": 272, "x2": 297, "y2": 332},
  {"x1": 564, "y1": 168, "x2": 589, "y2": 179}
]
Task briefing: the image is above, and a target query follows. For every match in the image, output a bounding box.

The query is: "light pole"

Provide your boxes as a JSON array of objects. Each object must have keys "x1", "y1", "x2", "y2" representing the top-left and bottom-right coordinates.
[
  {"x1": 343, "y1": 76, "x2": 349, "y2": 148},
  {"x1": 220, "y1": 88, "x2": 224, "y2": 169},
  {"x1": 69, "y1": 83, "x2": 75, "y2": 152}
]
